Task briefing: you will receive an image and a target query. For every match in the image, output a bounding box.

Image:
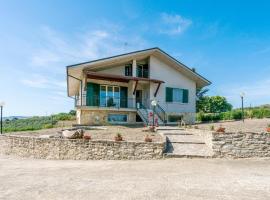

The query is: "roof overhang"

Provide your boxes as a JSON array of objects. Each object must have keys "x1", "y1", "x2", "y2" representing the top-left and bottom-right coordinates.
[
  {"x1": 86, "y1": 71, "x2": 164, "y2": 83},
  {"x1": 66, "y1": 47, "x2": 211, "y2": 96}
]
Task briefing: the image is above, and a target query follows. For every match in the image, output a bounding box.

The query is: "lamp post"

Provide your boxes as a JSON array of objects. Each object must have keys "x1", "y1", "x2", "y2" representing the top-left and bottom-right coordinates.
[
  {"x1": 240, "y1": 92, "x2": 245, "y2": 122},
  {"x1": 0, "y1": 101, "x2": 5, "y2": 134},
  {"x1": 151, "y1": 99, "x2": 157, "y2": 127}
]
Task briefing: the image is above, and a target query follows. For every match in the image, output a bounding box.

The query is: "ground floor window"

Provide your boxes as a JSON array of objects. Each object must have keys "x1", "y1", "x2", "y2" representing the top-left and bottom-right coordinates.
[
  {"x1": 168, "y1": 115, "x2": 183, "y2": 122},
  {"x1": 108, "y1": 114, "x2": 128, "y2": 122}
]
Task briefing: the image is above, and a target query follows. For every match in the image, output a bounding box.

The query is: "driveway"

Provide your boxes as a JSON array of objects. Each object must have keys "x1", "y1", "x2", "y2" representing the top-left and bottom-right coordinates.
[{"x1": 0, "y1": 155, "x2": 269, "y2": 200}]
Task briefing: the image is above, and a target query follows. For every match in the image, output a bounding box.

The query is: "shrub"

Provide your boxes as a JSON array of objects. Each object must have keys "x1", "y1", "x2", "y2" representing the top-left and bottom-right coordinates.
[{"x1": 43, "y1": 124, "x2": 53, "y2": 129}]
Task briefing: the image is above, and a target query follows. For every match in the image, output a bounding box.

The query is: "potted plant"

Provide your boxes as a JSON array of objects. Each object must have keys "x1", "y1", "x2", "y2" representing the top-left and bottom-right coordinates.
[
  {"x1": 114, "y1": 133, "x2": 123, "y2": 141},
  {"x1": 83, "y1": 135, "x2": 91, "y2": 140},
  {"x1": 266, "y1": 124, "x2": 270, "y2": 132},
  {"x1": 149, "y1": 126, "x2": 155, "y2": 132},
  {"x1": 216, "y1": 125, "x2": 225, "y2": 133},
  {"x1": 210, "y1": 125, "x2": 215, "y2": 131},
  {"x1": 144, "y1": 135, "x2": 152, "y2": 142}
]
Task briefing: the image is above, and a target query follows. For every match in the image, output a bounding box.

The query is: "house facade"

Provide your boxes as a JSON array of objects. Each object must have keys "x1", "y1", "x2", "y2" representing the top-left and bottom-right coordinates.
[{"x1": 66, "y1": 48, "x2": 211, "y2": 125}]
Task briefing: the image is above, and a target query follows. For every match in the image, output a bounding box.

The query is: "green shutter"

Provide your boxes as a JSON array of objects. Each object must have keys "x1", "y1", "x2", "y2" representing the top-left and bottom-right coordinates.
[
  {"x1": 166, "y1": 87, "x2": 173, "y2": 102},
  {"x1": 183, "y1": 89, "x2": 189, "y2": 103},
  {"x1": 120, "y1": 87, "x2": 128, "y2": 108},
  {"x1": 87, "y1": 83, "x2": 100, "y2": 106}
]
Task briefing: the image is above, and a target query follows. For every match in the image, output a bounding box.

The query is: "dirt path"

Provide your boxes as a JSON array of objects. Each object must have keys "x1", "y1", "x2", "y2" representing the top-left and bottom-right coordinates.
[{"x1": 0, "y1": 155, "x2": 269, "y2": 200}]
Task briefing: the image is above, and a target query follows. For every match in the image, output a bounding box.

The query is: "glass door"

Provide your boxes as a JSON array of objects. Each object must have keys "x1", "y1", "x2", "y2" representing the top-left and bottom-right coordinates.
[{"x1": 100, "y1": 85, "x2": 120, "y2": 107}]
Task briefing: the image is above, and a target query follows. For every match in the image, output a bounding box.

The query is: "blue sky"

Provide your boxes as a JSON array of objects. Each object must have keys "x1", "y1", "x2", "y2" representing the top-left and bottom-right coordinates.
[{"x1": 1, "y1": 0, "x2": 270, "y2": 116}]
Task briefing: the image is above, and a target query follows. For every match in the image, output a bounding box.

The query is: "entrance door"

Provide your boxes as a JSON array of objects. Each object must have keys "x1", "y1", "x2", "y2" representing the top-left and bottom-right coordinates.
[{"x1": 135, "y1": 90, "x2": 142, "y2": 108}]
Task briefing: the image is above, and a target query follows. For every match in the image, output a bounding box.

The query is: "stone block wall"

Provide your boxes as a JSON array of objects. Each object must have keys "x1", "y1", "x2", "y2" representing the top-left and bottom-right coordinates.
[
  {"x1": 77, "y1": 109, "x2": 137, "y2": 125},
  {"x1": 212, "y1": 132, "x2": 270, "y2": 158},
  {"x1": 0, "y1": 135, "x2": 165, "y2": 160}
]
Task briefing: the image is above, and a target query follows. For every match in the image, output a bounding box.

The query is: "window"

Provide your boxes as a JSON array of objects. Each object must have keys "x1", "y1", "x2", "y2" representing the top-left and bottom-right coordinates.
[
  {"x1": 136, "y1": 64, "x2": 148, "y2": 78},
  {"x1": 125, "y1": 64, "x2": 132, "y2": 76},
  {"x1": 100, "y1": 85, "x2": 121, "y2": 107},
  {"x1": 168, "y1": 115, "x2": 183, "y2": 122},
  {"x1": 166, "y1": 87, "x2": 189, "y2": 103},
  {"x1": 108, "y1": 114, "x2": 128, "y2": 122}
]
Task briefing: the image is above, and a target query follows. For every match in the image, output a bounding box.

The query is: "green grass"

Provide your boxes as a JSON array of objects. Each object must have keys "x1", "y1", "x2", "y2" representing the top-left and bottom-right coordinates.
[
  {"x1": 3, "y1": 111, "x2": 76, "y2": 133},
  {"x1": 196, "y1": 107, "x2": 270, "y2": 122}
]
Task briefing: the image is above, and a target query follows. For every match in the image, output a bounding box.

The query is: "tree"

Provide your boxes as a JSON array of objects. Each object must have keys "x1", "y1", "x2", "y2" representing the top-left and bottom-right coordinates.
[
  {"x1": 69, "y1": 110, "x2": 76, "y2": 116},
  {"x1": 196, "y1": 88, "x2": 209, "y2": 112},
  {"x1": 196, "y1": 88, "x2": 209, "y2": 100},
  {"x1": 197, "y1": 96, "x2": 232, "y2": 113}
]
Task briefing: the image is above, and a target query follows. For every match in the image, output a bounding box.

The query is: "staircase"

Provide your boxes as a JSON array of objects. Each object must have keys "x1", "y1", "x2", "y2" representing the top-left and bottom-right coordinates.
[
  {"x1": 137, "y1": 108, "x2": 164, "y2": 126},
  {"x1": 157, "y1": 128, "x2": 214, "y2": 158}
]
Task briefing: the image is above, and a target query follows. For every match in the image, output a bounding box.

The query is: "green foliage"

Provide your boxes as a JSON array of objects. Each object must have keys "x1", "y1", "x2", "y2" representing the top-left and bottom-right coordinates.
[
  {"x1": 3, "y1": 110, "x2": 76, "y2": 133},
  {"x1": 196, "y1": 107, "x2": 270, "y2": 122},
  {"x1": 197, "y1": 96, "x2": 232, "y2": 113}
]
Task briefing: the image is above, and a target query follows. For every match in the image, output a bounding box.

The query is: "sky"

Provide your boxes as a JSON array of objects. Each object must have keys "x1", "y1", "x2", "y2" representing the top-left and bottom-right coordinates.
[{"x1": 0, "y1": 0, "x2": 270, "y2": 116}]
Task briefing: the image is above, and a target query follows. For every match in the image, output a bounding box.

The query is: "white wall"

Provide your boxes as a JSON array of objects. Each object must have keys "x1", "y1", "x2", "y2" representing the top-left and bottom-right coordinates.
[
  {"x1": 149, "y1": 56, "x2": 196, "y2": 114},
  {"x1": 99, "y1": 65, "x2": 125, "y2": 75}
]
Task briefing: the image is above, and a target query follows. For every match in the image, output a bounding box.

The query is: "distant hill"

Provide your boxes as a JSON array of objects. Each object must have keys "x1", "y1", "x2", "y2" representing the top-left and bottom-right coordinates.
[{"x1": 3, "y1": 116, "x2": 31, "y2": 121}]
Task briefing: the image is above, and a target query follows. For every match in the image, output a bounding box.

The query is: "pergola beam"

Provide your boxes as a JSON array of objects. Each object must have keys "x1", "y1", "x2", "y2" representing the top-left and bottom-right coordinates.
[{"x1": 154, "y1": 82, "x2": 161, "y2": 97}]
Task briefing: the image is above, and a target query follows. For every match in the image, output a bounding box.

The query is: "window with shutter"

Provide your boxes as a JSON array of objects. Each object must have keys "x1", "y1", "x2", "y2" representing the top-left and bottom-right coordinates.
[
  {"x1": 166, "y1": 87, "x2": 173, "y2": 102},
  {"x1": 166, "y1": 87, "x2": 189, "y2": 103}
]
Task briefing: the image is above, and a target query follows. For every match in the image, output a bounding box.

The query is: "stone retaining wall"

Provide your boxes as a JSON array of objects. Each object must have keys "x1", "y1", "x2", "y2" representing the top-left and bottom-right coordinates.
[
  {"x1": 0, "y1": 135, "x2": 165, "y2": 160},
  {"x1": 212, "y1": 132, "x2": 270, "y2": 158}
]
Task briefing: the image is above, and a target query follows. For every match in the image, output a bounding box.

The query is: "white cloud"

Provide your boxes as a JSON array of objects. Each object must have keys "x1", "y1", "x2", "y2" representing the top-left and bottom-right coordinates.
[
  {"x1": 218, "y1": 78, "x2": 270, "y2": 107},
  {"x1": 23, "y1": 25, "x2": 149, "y2": 100},
  {"x1": 21, "y1": 74, "x2": 66, "y2": 90},
  {"x1": 30, "y1": 25, "x2": 148, "y2": 69},
  {"x1": 159, "y1": 13, "x2": 192, "y2": 35}
]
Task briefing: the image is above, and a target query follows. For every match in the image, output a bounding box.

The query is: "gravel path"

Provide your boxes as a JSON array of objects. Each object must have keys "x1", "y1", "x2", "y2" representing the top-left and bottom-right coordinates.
[
  {"x1": 0, "y1": 155, "x2": 269, "y2": 200},
  {"x1": 5, "y1": 125, "x2": 163, "y2": 142},
  {"x1": 197, "y1": 118, "x2": 270, "y2": 132}
]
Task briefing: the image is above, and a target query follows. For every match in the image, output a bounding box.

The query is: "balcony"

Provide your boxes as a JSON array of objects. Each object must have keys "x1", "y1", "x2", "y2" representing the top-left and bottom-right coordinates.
[{"x1": 75, "y1": 94, "x2": 149, "y2": 109}]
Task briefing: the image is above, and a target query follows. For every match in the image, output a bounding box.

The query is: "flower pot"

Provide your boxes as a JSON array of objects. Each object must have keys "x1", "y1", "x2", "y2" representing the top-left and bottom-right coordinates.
[
  {"x1": 266, "y1": 127, "x2": 270, "y2": 133},
  {"x1": 114, "y1": 136, "x2": 123, "y2": 142},
  {"x1": 216, "y1": 127, "x2": 226, "y2": 133},
  {"x1": 144, "y1": 136, "x2": 152, "y2": 142},
  {"x1": 83, "y1": 135, "x2": 91, "y2": 140}
]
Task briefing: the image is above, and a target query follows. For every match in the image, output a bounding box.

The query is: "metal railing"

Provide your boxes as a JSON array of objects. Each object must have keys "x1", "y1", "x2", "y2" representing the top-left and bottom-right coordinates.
[
  {"x1": 75, "y1": 94, "x2": 151, "y2": 109},
  {"x1": 137, "y1": 103, "x2": 149, "y2": 125},
  {"x1": 154, "y1": 103, "x2": 167, "y2": 124}
]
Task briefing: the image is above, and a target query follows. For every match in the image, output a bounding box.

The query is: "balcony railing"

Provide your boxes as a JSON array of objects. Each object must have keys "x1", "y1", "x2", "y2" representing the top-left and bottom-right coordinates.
[{"x1": 75, "y1": 94, "x2": 150, "y2": 109}]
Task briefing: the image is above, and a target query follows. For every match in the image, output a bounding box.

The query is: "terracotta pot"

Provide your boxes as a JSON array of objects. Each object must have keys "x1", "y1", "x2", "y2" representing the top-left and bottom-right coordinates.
[
  {"x1": 216, "y1": 127, "x2": 226, "y2": 133},
  {"x1": 144, "y1": 136, "x2": 152, "y2": 143},
  {"x1": 114, "y1": 136, "x2": 123, "y2": 141},
  {"x1": 266, "y1": 127, "x2": 270, "y2": 133},
  {"x1": 83, "y1": 135, "x2": 91, "y2": 140}
]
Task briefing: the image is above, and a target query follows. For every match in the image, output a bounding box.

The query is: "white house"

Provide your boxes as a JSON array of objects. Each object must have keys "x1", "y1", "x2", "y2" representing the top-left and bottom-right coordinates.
[{"x1": 66, "y1": 47, "x2": 211, "y2": 125}]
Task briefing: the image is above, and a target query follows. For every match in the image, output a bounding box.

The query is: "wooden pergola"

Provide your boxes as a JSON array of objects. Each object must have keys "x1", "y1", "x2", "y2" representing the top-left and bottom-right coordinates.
[{"x1": 85, "y1": 71, "x2": 165, "y2": 97}]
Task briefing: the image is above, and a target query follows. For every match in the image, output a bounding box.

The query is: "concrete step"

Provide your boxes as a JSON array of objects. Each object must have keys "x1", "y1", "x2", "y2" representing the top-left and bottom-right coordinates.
[
  {"x1": 156, "y1": 127, "x2": 184, "y2": 131},
  {"x1": 164, "y1": 153, "x2": 212, "y2": 158},
  {"x1": 166, "y1": 135, "x2": 205, "y2": 144},
  {"x1": 166, "y1": 143, "x2": 213, "y2": 158}
]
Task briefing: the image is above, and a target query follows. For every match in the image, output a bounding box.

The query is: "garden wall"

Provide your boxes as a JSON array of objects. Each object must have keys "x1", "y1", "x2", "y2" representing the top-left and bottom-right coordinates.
[
  {"x1": 211, "y1": 132, "x2": 270, "y2": 158},
  {"x1": 0, "y1": 135, "x2": 165, "y2": 160}
]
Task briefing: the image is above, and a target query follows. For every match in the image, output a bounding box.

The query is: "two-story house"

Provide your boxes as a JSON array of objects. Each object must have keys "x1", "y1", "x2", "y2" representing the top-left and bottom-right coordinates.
[{"x1": 66, "y1": 47, "x2": 211, "y2": 125}]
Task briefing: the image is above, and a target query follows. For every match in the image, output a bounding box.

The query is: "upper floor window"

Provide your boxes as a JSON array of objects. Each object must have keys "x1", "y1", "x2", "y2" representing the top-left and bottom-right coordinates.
[
  {"x1": 125, "y1": 64, "x2": 132, "y2": 76},
  {"x1": 137, "y1": 64, "x2": 148, "y2": 78}
]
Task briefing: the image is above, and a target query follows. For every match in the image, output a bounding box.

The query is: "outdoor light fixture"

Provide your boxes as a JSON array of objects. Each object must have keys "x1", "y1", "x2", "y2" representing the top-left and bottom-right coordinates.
[
  {"x1": 151, "y1": 100, "x2": 157, "y2": 126},
  {"x1": 0, "y1": 101, "x2": 5, "y2": 134},
  {"x1": 240, "y1": 93, "x2": 245, "y2": 122}
]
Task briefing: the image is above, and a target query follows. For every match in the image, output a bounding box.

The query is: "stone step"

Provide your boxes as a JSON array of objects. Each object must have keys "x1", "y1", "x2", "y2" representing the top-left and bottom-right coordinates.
[
  {"x1": 156, "y1": 127, "x2": 184, "y2": 131},
  {"x1": 166, "y1": 135, "x2": 205, "y2": 143},
  {"x1": 164, "y1": 153, "x2": 212, "y2": 158},
  {"x1": 166, "y1": 143, "x2": 213, "y2": 158}
]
